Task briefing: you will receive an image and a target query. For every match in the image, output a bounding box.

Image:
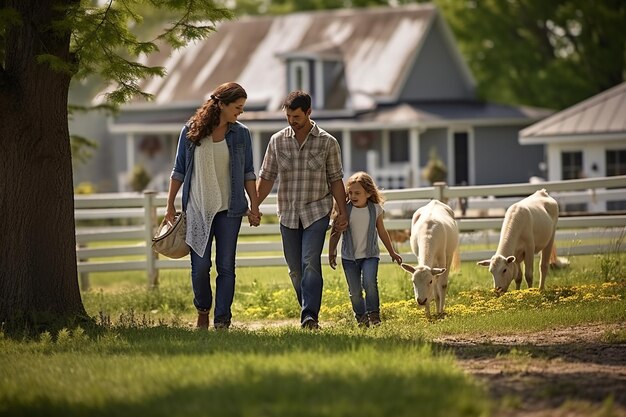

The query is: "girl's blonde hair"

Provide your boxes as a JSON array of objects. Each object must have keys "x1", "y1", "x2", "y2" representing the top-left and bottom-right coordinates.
[{"x1": 346, "y1": 171, "x2": 385, "y2": 204}]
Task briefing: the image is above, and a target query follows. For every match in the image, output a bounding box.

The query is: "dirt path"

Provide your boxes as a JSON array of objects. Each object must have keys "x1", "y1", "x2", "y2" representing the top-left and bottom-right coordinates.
[
  {"x1": 435, "y1": 323, "x2": 626, "y2": 417},
  {"x1": 200, "y1": 319, "x2": 626, "y2": 415}
]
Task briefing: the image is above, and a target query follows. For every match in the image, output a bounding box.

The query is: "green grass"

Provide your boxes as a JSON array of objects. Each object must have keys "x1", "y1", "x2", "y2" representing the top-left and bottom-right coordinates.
[
  {"x1": 2, "y1": 251, "x2": 624, "y2": 417},
  {"x1": 0, "y1": 327, "x2": 489, "y2": 417},
  {"x1": 80, "y1": 253, "x2": 626, "y2": 332}
]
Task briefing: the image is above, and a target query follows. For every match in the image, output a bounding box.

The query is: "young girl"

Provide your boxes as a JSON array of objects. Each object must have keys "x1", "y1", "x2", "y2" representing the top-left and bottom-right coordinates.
[{"x1": 328, "y1": 172, "x2": 402, "y2": 326}]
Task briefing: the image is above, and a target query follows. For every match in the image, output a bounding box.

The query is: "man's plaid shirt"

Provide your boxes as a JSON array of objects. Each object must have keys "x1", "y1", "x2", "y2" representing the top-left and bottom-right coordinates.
[{"x1": 259, "y1": 122, "x2": 344, "y2": 229}]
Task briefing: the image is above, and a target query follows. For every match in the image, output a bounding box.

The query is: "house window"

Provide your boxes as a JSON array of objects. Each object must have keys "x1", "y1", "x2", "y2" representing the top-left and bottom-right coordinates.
[
  {"x1": 561, "y1": 151, "x2": 583, "y2": 180},
  {"x1": 389, "y1": 130, "x2": 409, "y2": 163},
  {"x1": 561, "y1": 151, "x2": 585, "y2": 212},
  {"x1": 606, "y1": 149, "x2": 626, "y2": 211},
  {"x1": 606, "y1": 149, "x2": 626, "y2": 176},
  {"x1": 289, "y1": 61, "x2": 310, "y2": 93}
]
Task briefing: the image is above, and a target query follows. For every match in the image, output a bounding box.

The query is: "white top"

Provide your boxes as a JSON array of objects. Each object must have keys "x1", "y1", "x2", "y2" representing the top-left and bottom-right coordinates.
[
  {"x1": 350, "y1": 203, "x2": 383, "y2": 259},
  {"x1": 213, "y1": 139, "x2": 231, "y2": 212},
  {"x1": 186, "y1": 137, "x2": 222, "y2": 255}
]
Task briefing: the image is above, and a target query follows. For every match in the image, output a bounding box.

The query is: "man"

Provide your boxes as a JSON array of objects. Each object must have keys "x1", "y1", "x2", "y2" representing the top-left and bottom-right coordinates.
[{"x1": 257, "y1": 91, "x2": 348, "y2": 329}]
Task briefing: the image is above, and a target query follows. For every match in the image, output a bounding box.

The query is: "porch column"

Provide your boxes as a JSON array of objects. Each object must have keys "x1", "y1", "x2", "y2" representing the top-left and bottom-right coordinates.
[
  {"x1": 381, "y1": 130, "x2": 390, "y2": 164},
  {"x1": 252, "y1": 129, "x2": 262, "y2": 173},
  {"x1": 342, "y1": 128, "x2": 352, "y2": 179},
  {"x1": 125, "y1": 133, "x2": 135, "y2": 192},
  {"x1": 409, "y1": 127, "x2": 420, "y2": 188}
]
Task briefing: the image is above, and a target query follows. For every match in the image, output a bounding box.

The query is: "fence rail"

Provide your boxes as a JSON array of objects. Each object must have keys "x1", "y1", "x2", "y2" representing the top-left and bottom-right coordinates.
[{"x1": 75, "y1": 176, "x2": 626, "y2": 288}]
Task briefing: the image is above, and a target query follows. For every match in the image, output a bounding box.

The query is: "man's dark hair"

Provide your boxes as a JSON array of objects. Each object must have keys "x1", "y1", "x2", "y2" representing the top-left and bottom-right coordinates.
[{"x1": 282, "y1": 90, "x2": 311, "y2": 112}]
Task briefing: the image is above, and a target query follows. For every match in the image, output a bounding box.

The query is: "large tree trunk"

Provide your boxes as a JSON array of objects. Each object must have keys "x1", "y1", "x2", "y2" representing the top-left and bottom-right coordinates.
[{"x1": 0, "y1": 0, "x2": 86, "y2": 328}]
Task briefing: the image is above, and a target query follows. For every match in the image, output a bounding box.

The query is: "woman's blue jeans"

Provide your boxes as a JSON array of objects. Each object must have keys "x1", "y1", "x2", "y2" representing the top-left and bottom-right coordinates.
[
  {"x1": 341, "y1": 257, "x2": 380, "y2": 317},
  {"x1": 190, "y1": 210, "x2": 242, "y2": 324},
  {"x1": 280, "y1": 215, "x2": 330, "y2": 323}
]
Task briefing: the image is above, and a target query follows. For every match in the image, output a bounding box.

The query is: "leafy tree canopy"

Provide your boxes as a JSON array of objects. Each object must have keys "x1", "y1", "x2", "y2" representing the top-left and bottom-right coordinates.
[
  {"x1": 437, "y1": 0, "x2": 626, "y2": 109},
  {"x1": 0, "y1": 0, "x2": 233, "y2": 106}
]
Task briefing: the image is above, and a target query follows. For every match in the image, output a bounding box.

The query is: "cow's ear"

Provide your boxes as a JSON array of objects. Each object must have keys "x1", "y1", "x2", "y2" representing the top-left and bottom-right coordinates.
[
  {"x1": 432, "y1": 267, "x2": 446, "y2": 276},
  {"x1": 401, "y1": 263, "x2": 415, "y2": 274},
  {"x1": 506, "y1": 256, "x2": 516, "y2": 264},
  {"x1": 477, "y1": 260, "x2": 490, "y2": 267}
]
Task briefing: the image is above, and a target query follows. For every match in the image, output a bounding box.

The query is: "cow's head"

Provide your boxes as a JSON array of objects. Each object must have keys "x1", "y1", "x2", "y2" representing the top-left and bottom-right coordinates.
[
  {"x1": 401, "y1": 263, "x2": 446, "y2": 307},
  {"x1": 477, "y1": 255, "x2": 516, "y2": 294}
]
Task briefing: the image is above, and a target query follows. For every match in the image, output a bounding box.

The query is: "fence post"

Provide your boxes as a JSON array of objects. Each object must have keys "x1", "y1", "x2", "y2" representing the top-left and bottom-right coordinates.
[
  {"x1": 77, "y1": 243, "x2": 90, "y2": 291},
  {"x1": 143, "y1": 190, "x2": 159, "y2": 288},
  {"x1": 433, "y1": 182, "x2": 448, "y2": 203}
]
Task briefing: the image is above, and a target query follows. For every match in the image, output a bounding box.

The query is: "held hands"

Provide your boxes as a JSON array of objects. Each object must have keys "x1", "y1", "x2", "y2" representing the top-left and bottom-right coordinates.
[
  {"x1": 247, "y1": 207, "x2": 262, "y2": 227},
  {"x1": 333, "y1": 212, "x2": 349, "y2": 233}
]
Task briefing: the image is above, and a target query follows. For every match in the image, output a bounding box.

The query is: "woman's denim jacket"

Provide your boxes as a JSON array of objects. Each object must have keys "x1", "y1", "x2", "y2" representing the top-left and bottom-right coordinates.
[{"x1": 170, "y1": 121, "x2": 256, "y2": 217}]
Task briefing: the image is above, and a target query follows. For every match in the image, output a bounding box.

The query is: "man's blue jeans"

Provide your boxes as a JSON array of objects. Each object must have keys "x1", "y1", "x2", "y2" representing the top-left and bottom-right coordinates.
[
  {"x1": 341, "y1": 257, "x2": 380, "y2": 317},
  {"x1": 190, "y1": 210, "x2": 242, "y2": 324},
  {"x1": 280, "y1": 215, "x2": 330, "y2": 323}
]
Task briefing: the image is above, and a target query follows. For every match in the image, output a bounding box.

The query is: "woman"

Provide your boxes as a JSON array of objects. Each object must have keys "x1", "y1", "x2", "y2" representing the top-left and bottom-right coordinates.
[{"x1": 166, "y1": 82, "x2": 261, "y2": 330}]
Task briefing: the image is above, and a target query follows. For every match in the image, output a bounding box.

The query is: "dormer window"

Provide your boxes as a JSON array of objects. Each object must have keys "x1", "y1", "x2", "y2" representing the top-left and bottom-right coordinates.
[
  {"x1": 280, "y1": 45, "x2": 346, "y2": 110},
  {"x1": 289, "y1": 60, "x2": 310, "y2": 93}
]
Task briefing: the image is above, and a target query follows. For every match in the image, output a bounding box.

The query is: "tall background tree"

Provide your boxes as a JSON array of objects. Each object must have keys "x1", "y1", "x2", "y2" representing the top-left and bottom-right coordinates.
[
  {"x1": 0, "y1": 0, "x2": 232, "y2": 330},
  {"x1": 437, "y1": 0, "x2": 626, "y2": 110}
]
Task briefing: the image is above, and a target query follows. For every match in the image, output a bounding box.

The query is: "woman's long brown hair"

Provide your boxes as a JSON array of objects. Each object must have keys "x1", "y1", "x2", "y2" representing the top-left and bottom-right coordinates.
[{"x1": 186, "y1": 82, "x2": 247, "y2": 145}]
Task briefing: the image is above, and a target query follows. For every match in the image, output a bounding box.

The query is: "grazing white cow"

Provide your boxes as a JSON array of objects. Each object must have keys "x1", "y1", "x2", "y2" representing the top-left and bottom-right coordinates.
[
  {"x1": 401, "y1": 200, "x2": 459, "y2": 318},
  {"x1": 477, "y1": 189, "x2": 558, "y2": 293}
]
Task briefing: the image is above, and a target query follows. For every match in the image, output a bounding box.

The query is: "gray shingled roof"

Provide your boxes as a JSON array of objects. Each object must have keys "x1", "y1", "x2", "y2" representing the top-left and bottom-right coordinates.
[
  {"x1": 128, "y1": 5, "x2": 440, "y2": 111},
  {"x1": 520, "y1": 82, "x2": 626, "y2": 144}
]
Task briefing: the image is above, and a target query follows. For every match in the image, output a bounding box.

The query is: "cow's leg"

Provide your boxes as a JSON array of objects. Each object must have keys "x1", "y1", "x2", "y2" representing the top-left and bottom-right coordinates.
[
  {"x1": 524, "y1": 249, "x2": 534, "y2": 288},
  {"x1": 438, "y1": 272, "x2": 449, "y2": 316},
  {"x1": 514, "y1": 263, "x2": 523, "y2": 290},
  {"x1": 539, "y1": 236, "x2": 555, "y2": 290}
]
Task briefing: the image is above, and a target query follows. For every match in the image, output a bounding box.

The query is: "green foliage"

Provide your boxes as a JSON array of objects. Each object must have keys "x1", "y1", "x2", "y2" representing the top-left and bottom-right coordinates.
[
  {"x1": 70, "y1": 134, "x2": 98, "y2": 165},
  {"x1": 436, "y1": 0, "x2": 626, "y2": 109},
  {"x1": 74, "y1": 181, "x2": 97, "y2": 194},
  {"x1": 25, "y1": 0, "x2": 235, "y2": 106},
  {"x1": 594, "y1": 229, "x2": 625, "y2": 282},
  {"x1": 422, "y1": 147, "x2": 448, "y2": 185},
  {"x1": 0, "y1": 6, "x2": 22, "y2": 59},
  {"x1": 129, "y1": 164, "x2": 151, "y2": 192}
]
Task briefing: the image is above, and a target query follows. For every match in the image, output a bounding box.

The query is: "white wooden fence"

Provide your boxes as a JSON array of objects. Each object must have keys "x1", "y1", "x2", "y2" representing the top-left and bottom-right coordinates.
[{"x1": 76, "y1": 175, "x2": 626, "y2": 288}]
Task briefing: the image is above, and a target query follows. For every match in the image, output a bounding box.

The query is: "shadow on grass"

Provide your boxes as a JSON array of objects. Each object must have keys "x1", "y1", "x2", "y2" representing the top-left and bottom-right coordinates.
[
  {"x1": 433, "y1": 340, "x2": 626, "y2": 366},
  {"x1": 97, "y1": 325, "x2": 431, "y2": 356},
  {"x1": 0, "y1": 366, "x2": 488, "y2": 417}
]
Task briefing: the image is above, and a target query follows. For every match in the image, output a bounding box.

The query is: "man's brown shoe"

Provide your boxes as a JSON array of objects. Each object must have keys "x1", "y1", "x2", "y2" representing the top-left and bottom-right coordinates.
[{"x1": 196, "y1": 310, "x2": 209, "y2": 330}]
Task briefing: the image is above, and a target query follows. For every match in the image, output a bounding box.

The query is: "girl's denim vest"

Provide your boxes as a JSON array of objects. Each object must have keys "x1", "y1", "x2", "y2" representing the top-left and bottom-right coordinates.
[{"x1": 341, "y1": 201, "x2": 380, "y2": 261}]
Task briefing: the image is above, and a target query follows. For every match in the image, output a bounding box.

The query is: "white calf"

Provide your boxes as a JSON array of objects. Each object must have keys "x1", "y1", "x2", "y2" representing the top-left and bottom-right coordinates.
[
  {"x1": 401, "y1": 200, "x2": 459, "y2": 318},
  {"x1": 477, "y1": 189, "x2": 558, "y2": 293}
]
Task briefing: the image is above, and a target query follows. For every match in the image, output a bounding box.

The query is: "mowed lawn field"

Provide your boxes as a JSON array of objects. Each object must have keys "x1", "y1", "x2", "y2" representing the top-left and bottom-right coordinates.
[{"x1": 1, "y1": 251, "x2": 625, "y2": 417}]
